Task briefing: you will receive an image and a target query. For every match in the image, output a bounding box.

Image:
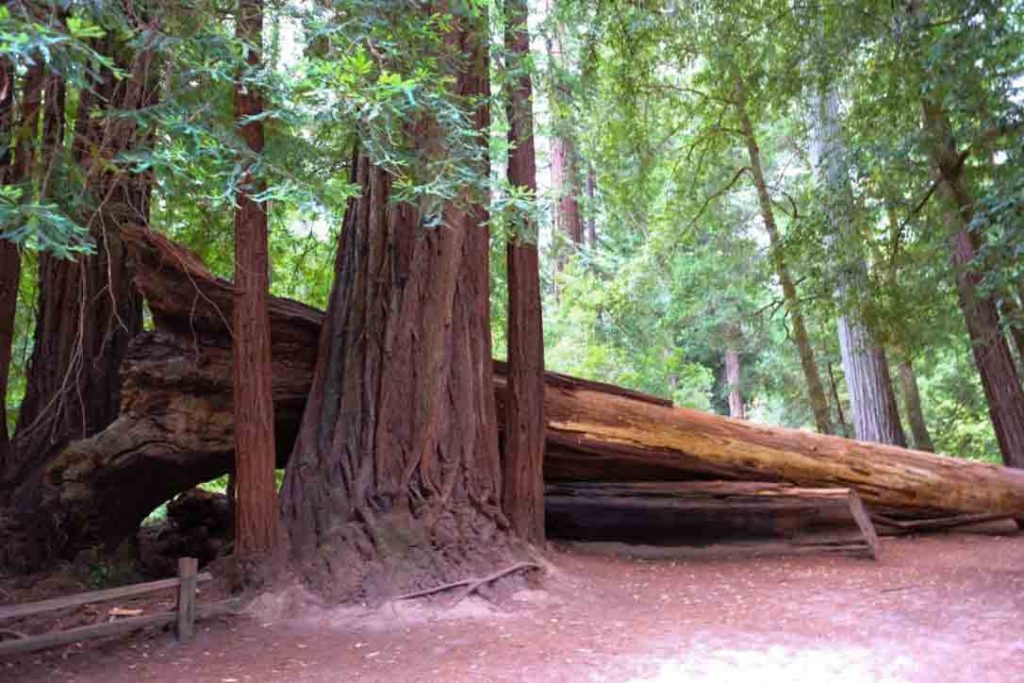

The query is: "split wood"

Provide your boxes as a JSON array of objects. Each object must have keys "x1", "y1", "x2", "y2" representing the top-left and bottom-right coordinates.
[{"x1": 394, "y1": 562, "x2": 542, "y2": 607}]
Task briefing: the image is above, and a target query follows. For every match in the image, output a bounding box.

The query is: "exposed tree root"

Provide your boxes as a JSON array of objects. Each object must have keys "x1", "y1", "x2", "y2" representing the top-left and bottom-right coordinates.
[{"x1": 393, "y1": 561, "x2": 543, "y2": 607}]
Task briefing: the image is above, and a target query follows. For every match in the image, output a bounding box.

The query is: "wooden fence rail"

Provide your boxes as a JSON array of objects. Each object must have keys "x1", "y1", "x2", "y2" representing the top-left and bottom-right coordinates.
[{"x1": 0, "y1": 557, "x2": 214, "y2": 657}]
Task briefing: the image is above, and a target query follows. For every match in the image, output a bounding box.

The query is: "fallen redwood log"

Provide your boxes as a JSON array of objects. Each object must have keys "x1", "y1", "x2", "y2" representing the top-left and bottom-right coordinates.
[
  {"x1": 545, "y1": 481, "x2": 879, "y2": 559},
  {"x1": 19, "y1": 227, "x2": 1024, "y2": 563}
]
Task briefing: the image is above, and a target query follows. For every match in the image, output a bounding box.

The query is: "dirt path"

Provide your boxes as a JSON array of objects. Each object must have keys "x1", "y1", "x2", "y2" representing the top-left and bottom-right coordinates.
[{"x1": 4, "y1": 532, "x2": 1024, "y2": 682}]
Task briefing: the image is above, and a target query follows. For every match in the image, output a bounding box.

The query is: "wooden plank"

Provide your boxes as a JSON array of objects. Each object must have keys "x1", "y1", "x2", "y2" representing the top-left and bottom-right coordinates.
[
  {"x1": 0, "y1": 572, "x2": 212, "y2": 622},
  {"x1": 176, "y1": 557, "x2": 198, "y2": 643},
  {"x1": 0, "y1": 612, "x2": 176, "y2": 657},
  {"x1": 846, "y1": 491, "x2": 880, "y2": 560},
  {"x1": 0, "y1": 598, "x2": 241, "y2": 657}
]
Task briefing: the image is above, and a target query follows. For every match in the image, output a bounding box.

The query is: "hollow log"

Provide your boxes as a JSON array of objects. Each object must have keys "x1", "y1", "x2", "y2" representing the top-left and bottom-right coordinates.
[
  {"x1": 545, "y1": 481, "x2": 878, "y2": 558},
  {"x1": 16, "y1": 227, "x2": 1024, "y2": 564}
]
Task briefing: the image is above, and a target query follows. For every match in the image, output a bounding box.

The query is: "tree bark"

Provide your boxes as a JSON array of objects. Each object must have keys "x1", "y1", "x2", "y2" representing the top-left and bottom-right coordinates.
[
  {"x1": 809, "y1": 84, "x2": 905, "y2": 446},
  {"x1": 232, "y1": 0, "x2": 278, "y2": 563},
  {"x1": 733, "y1": 79, "x2": 832, "y2": 434},
  {"x1": 920, "y1": 97, "x2": 1024, "y2": 468},
  {"x1": 723, "y1": 327, "x2": 744, "y2": 419},
  {"x1": 5, "y1": 27, "x2": 157, "y2": 494},
  {"x1": 279, "y1": 10, "x2": 522, "y2": 602},
  {"x1": 543, "y1": 0, "x2": 583, "y2": 267},
  {"x1": 896, "y1": 359, "x2": 933, "y2": 452},
  {"x1": 0, "y1": 58, "x2": 42, "y2": 470},
  {"x1": 503, "y1": 0, "x2": 546, "y2": 545}
]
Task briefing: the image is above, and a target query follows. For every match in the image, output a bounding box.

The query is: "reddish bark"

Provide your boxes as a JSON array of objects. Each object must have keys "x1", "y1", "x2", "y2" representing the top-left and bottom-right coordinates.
[
  {"x1": 279, "y1": 10, "x2": 519, "y2": 601},
  {"x1": 724, "y1": 345, "x2": 744, "y2": 420},
  {"x1": 232, "y1": 0, "x2": 278, "y2": 562},
  {"x1": 0, "y1": 61, "x2": 44, "y2": 477},
  {"x1": 503, "y1": 0, "x2": 546, "y2": 545},
  {"x1": 5, "y1": 29, "x2": 157, "y2": 493},
  {"x1": 919, "y1": 100, "x2": 1024, "y2": 468}
]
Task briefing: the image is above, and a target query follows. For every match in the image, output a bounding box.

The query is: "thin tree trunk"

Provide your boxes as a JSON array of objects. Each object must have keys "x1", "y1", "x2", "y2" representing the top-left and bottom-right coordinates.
[
  {"x1": 920, "y1": 97, "x2": 1024, "y2": 468},
  {"x1": 826, "y1": 361, "x2": 850, "y2": 438},
  {"x1": 585, "y1": 166, "x2": 597, "y2": 247},
  {"x1": 6, "y1": 26, "x2": 156, "y2": 495},
  {"x1": 280, "y1": 9, "x2": 520, "y2": 601},
  {"x1": 503, "y1": 0, "x2": 546, "y2": 545},
  {"x1": 809, "y1": 85, "x2": 905, "y2": 446},
  {"x1": 896, "y1": 360, "x2": 933, "y2": 452},
  {"x1": 733, "y1": 79, "x2": 831, "y2": 434},
  {"x1": 232, "y1": 0, "x2": 278, "y2": 563}
]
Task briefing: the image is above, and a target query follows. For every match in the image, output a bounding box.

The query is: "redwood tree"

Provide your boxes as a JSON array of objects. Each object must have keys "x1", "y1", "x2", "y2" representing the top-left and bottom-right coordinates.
[
  {"x1": 6, "y1": 27, "x2": 156, "y2": 495},
  {"x1": 232, "y1": 0, "x2": 278, "y2": 564},
  {"x1": 503, "y1": 0, "x2": 546, "y2": 545},
  {"x1": 280, "y1": 7, "x2": 521, "y2": 600}
]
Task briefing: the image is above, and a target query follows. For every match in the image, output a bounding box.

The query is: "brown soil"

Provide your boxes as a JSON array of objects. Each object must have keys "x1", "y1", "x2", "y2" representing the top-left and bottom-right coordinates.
[{"x1": 4, "y1": 531, "x2": 1024, "y2": 682}]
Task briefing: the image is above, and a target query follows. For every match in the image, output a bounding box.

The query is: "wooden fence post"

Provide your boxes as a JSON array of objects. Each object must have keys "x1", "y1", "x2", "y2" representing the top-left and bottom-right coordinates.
[{"x1": 176, "y1": 557, "x2": 198, "y2": 643}]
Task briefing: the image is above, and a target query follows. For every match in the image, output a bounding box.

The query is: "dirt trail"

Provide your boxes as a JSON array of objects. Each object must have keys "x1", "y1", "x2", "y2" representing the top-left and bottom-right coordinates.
[{"x1": 4, "y1": 532, "x2": 1024, "y2": 682}]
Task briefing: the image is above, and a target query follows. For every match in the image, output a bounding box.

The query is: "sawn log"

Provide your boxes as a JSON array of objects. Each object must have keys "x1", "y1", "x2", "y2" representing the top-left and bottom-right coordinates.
[{"x1": 27, "y1": 228, "x2": 1024, "y2": 559}]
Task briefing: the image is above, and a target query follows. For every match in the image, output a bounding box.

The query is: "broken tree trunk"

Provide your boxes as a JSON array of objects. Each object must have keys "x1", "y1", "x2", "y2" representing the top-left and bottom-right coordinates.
[
  {"x1": 15, "y1": 228, "x2": 1024, "y2": 567},
  {"x1": 545, "y1": 481, "x2": 878, "y2": 558}
]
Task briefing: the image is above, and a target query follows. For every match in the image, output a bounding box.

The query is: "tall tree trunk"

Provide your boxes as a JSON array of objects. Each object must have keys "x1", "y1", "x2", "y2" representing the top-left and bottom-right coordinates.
[
  {"x1": 503, "y1": 0, "x2": 546, "y2": 545},
  {"x1": 809, "y1": 85, "x2": 906, "y2": 446},
  {"x1": 733, "y1": 79, "x2": 832, "y2": 434},
  {"x1": 0, "y1": 60, "x2": 45, "y2": 479},
  {"x1": 543, "y1": 0, "x2": 582, "y2": 268},
  {"x1": 920, "y1": 97, "x2": 1024, "y2": 468},
  {"x1": 280, "y1": 10, "x2": 521, "y2": 602},
  {"x1": 723, "y1": 327, "x2": 744, "y2": 419},
  {"x1": 896, "y1": 359, "x2": 933, "y2": 452},
  {"x1": 5, "y1": 28, "x2": 157, "y2": 494},
  {"x1": 233, "y1": 0, "x2": 278, "y2": 564}
]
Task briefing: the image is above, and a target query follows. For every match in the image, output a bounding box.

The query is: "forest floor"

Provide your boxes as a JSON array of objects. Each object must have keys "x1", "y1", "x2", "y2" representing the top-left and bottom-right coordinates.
[{"x1": 3, "y1": 529, "x2": 1024, "y2": 683}]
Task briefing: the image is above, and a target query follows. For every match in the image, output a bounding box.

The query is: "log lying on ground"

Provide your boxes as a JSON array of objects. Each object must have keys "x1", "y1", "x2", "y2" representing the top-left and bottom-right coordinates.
[
  {"x1": 545, "y1": 481, "x2": 879, "y2": 559},
  {"x1": 25, "y1": 228, "x2": 1024, "y2": 561}
]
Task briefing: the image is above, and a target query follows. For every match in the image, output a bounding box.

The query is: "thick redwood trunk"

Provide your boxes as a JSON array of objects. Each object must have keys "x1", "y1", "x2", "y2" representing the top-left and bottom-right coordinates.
[
  {"x1": 279, "y1": 12, "x2": 520, "y2": 601},
  {"x1": 836, "y1": 322, "x2": 907, "y2": 446},
  {"x1": 503, "y1": 0, "x2": 546, "y2": 545},
  {"x1": 232, "y1": 0, "x2": 278, "y2": 563},
  {"x1": 734, "y1": 81, "x2": 831, "y2": 434},
  {"x1": 5, "y1": 31, "x2": 156, "y2": 493},
  {"x1": 921, "y1": 98, "x2": 1024, "y2": 468},
  {"x1": 897, "y1": 359, "x2": 934, "y2": 452}
]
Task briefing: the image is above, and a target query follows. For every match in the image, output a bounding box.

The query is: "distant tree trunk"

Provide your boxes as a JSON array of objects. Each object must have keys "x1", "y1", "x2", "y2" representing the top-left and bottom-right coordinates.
[
  {"x1": 280, "y1": 10, "x2": 520, "y2": 601},
  {"x1": 826, "y1": 361, "x2": 850, "y2": 438},
  {"x1": 724, "y1": 349, "x2": 744, "y2": 419},
  {"x1": 723, "y1": 327, "x2": 744, "y2": 419},
  {"x1": 503, "y1": 0, "x2": 546, "y2": 545},
  {"x1": 920, "y1": 97, "x2": 1024, "y2": 468},
  {"x1": 809, "y1": 85, "x2": 905, "y2": 446},
  {"x1": 543, "y1": 0, "x2": 582, "y2": 268},
  {"x1": 584, "y1": 166, "x2": 597, "y2": 247},
  {"x1": 5, "y1": 29, "x2": 157, "y2": 494},
  {"x1": 233, "y1": 0, "x2": 278, "y2": 564},
  {"x1": 733, "y1": 79, "x2": 832, "y2": 434},
  {"x1": 896, "y1": 359, "x2": 933, "y2": 452}
]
